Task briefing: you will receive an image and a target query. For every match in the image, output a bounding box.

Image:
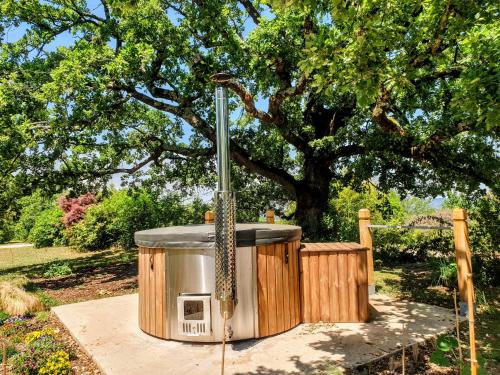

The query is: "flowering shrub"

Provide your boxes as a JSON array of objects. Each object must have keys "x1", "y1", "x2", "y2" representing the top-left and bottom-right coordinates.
[
  {"x1": 58, "y1": 193, "x2": 96, "y2": 228},
  {"x1": 39, "y1": 350, "x2": 72, "y2": 375},
  {"x1": 4, "y1": 315, "x2": 30, "y2": 324},
  {"x1": 11, "y1": 330, "x2": 69, "y2": 375},
  {"x1": 1, "y1": 317, "x2": 30, "y2": 337},
  {"x1": 24, "y1": 328, "x2": 57, "y2": 345}
]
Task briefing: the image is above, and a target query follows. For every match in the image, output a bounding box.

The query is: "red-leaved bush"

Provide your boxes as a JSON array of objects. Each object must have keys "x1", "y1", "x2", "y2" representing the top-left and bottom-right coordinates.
[{"x1": 57, "y1": 193, "x2": 96, "y2": 228}]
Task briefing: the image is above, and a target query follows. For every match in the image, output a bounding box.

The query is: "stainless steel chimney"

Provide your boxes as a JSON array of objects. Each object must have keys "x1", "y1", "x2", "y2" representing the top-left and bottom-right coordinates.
[{"x1": 214, "y1": 87, "x2": 237, "y2": 319}]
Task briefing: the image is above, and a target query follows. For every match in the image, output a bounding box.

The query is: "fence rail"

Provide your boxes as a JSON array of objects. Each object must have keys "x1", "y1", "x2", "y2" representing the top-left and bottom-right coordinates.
[{"x1": 368, "y1": 224, "x2": 452, "y2": 230}]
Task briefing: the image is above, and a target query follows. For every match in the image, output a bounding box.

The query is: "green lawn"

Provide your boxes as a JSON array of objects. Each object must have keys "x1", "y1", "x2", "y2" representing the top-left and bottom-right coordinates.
[
  {"x1": 0, "y1": 246, "x2": 94, "y2": 273},
  {"x1": 0, "y1": 245, "x2": 137, "y2": 306}
]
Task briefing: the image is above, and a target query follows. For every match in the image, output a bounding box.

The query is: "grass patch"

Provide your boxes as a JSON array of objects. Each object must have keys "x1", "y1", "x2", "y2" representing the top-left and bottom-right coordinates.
[
  {"x1": 0, "y1": 246, "x2": 92, "y2": 274},
  {"x1": 0, "y1": 246, "x2": 136, "y2": 280}
]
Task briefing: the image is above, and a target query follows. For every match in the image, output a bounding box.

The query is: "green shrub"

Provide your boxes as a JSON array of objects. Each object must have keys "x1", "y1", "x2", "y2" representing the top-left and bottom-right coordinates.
[
  {"x1": 69, "y1": 190, "x2": 160, "y2": 250},
  {"x1": 28, "y1": 206, "x2": 66, "y2": 248},
  {"x1": 14, "y1": 190, "x2": 55, "y2": 241},
  {"x1": 156, "y1": 195, "x2": 209, "y2": 226},
  {"x1": 43, "y1": 262, "x2": 72, "y2": 278},
  {"x1": 0, "y1": 218, "x2": 14, "y2": 244},
  {"x1": 34, "y1": 311, "x2": 50, "y2": 322},
  {"x1": 431, "y1": 260, "x2": 458, "y2": 288}
]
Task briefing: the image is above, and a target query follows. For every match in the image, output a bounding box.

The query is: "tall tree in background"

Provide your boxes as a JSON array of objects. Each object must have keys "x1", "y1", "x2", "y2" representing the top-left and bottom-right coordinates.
[{"x1": 1, "y1": 0, "x2": 498, "y2": 238}]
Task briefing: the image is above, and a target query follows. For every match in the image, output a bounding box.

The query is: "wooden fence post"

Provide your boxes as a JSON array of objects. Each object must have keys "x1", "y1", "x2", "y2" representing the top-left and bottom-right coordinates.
[
  {"x1": 453, "y1": 208, "x2": 473, "y2": 315},
  {"x1": 466, "y1": 274, "x2": 478, "y2": 375},
  {"x1": 266, "y1": 209, "x2": 275, "y2": 224},
  {"x1": 205, "y1": 210, "x2": 215, "y2": 224},
  {"x1": 359, "y1": 209, "x2": 375, "y2": 295}
]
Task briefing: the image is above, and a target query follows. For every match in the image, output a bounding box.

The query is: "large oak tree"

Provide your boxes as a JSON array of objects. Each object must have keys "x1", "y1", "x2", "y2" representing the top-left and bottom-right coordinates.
[{"x1": 1, "y1": 0, "x2": 498, "y2": 238}]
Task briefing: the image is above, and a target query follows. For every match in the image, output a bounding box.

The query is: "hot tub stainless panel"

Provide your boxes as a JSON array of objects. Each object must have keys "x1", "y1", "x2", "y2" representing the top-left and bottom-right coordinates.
[{"x1": 167, "y1": 246, "x2": 256, "y2": 342}]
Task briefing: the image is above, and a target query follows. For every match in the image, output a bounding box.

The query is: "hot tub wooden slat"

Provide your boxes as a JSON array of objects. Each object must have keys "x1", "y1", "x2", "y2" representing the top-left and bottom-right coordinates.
[
  {"x1": 289, "y1": 242, "x2": 297, "y2": 327},
  {"x1": 257, "y1": 241, "x2": 301, "y2": 338},
  {"x1": 294, "y1": 240, "x2": 301, "y2": 325},
  {"x1": 282, "y1": 243, "x2": 291, "y2": 330},
  {"x1": 154, "y1": 250, "x2": 163, "y2": 337},
  {"x1": 309, "y1": 253, "x2": 320, "y2": 322},
  {"x1": 338, "y1": 252, "x2": 349, "y2": 321},
  {"x1": 357, "y1": 250, "x2": 369, "y2": 322},
  {"x1": 348, "y1": 252, "x2": 359, "y2": 321},
  {"x1": 319, "y1": 250, "x2": 330, "y2": 322},
  {"x1": 300, "y1": 243, "x2": 369, "y2": 323},
  {"x1": 257, "y1": 245, "x2": 269, "y2": 337},
  {"x1": 138, "y1": 249, "x2": 144, "y2": 330},
  {"x1": 274, "y1": 243, "x2": 285, "y2": 333},
  {"x1": 328, "y1": 253, "x2": 340, "y2": 322},
  {"x1": 138, "y1": 247, "x2": 167, "y2": 339},
  {"x1": 265, "y1": 245, "x2": 277, "y2": 335},
  {"x1": 300, "y1": 252, "x2": 310, "y2": 322},
  {"x1": 148, "y1": 249, "x2": 155, "y2": 334}
]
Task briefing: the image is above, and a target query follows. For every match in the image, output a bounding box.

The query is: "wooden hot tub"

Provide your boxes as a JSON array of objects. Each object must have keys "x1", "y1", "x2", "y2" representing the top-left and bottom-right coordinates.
[{"x1": 134, "y1": 223, "x2": 302, "y2": 342}]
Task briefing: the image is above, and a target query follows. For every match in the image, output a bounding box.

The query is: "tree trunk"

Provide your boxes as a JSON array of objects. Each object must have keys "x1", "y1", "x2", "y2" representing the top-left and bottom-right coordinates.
[{"x1": 294, "y1": 157, "x2": 332, "y2": 240}]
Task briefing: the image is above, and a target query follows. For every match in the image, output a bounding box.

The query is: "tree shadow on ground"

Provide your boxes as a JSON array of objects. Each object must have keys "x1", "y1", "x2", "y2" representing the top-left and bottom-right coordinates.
[
  {"x1": 233, "y1": 294, "x2": 456, "y2": 375},
  {"x1": 1, "y1": 249, "x2": 138, "y2": 292},
  {"x1": 379, "y1": 263, "x2": 453, "y2": 309},
  {"x1": 233, "y1": 355, "x2": 343, "y2": 375}
]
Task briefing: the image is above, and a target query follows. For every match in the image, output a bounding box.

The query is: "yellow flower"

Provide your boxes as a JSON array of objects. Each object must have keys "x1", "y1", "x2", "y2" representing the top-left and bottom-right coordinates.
[
  {"x1": 24, "y1": 328, "x2": 57, "y2": 345},
  {"x1": 39, "y1": 350, "x2": 72, "y2": 375}
]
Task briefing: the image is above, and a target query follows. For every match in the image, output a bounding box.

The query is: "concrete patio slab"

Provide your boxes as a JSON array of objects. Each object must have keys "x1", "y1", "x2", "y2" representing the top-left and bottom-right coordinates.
[{"x1": 53, "y1": 294, "x2": 456, "y2": 375}]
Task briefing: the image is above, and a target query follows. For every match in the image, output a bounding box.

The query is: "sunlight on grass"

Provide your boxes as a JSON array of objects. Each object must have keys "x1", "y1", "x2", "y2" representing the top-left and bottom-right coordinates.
[{"x1": 0, "y1": 246, "x2": 93, "y2": 272}]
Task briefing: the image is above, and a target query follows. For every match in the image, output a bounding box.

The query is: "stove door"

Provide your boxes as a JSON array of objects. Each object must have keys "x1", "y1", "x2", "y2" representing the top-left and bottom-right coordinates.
[{"x1": 177, "y1": 294, "x2": 211, "y2": 336}]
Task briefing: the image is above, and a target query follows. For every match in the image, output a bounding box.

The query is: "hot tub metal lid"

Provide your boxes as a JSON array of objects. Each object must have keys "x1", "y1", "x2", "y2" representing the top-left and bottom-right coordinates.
[{"x1": 134, "y1": 223, "x2": 302, "y2": 248}]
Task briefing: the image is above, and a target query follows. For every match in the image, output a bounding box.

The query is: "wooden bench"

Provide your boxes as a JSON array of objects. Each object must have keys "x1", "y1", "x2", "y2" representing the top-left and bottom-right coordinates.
[{"x1": 300, "y1": 242, "x2": 370, "y2": 323}]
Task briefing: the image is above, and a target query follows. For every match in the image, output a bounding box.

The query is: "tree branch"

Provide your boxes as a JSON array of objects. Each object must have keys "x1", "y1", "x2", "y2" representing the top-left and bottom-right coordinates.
[
  {"x1": 371, "y1": 87, "x2": 407, "y2": 136},
  {"x1": 238, "y1": 0, "x2": 260, "y2": 24},
  {"x1": 210, "y1": 73, "x2": 274, "y2": 123},
  {"x1": 112, "y1": 84, "x2": 298, "y2": 194}
]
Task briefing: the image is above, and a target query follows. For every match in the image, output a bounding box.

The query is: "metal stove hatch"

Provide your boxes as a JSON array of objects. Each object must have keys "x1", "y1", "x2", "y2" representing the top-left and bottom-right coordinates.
[{"x1": 177, "y1": 294, "x2": 211, "y2": 336}]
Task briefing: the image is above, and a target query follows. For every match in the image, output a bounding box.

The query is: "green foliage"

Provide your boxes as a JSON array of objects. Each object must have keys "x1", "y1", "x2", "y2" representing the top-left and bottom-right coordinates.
[
  {"x1": 13, "y1": 190, "x2": 54, "y2": 241},
  {"x1": 0, "y1": 0, "x2": 498, "y2": 239},
  {"x1": 429, "y1": 350, "x2": 451, "y2": 367},
  {"x1": 42, "y1": 262, "x2": 72, "y2": 278},
  {"x1": 437, "y1": 335, "x2": 459, "y2": 352},
  {"x1": 34, "y1": 311, "x2": 50, "y2": 323},
  {"x1": 0, "y1": 218, "x2": 14, "y2": 244},
  {"x1": 38, "y1": 350, "x2": 72, "y2": 375},
  {"x1": 35, "y1": 291, "x2": 59, "y2": 309},
  {"x1": 0, "y1": 311, "x2": 9, "y2": 325},
  {"x1": 430, "y1": 334, "x2": 487, "y2": 374},
  {"x1": 28, "y1": 206, "x2": 66, "y2": 248},
  {"x1": 432, "y1": 260, "x2": 458, "y2": 288},
  {"x1": 10, "y1": 334, "x2": 68, "y2": 375},
  {"x1": 68, "y1": 189, "x2": 208, "y2": 250},
  {"x1": 444, "y1": 192, "x2": 500, "y2": 286},
  {"x1": 69, "y1": 190, "x2": 156, "y2": 250}
]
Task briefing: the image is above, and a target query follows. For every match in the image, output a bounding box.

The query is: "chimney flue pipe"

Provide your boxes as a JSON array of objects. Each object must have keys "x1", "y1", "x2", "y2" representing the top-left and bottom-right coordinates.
[{"x1": 214, "y1": 87, "x2": 236, "y2": 319}]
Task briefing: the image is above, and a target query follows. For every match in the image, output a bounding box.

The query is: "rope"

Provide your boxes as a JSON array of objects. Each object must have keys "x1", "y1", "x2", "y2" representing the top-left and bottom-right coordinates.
[{"x1": 221, "y1": 311, "x2": 228, "y2": 375}]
